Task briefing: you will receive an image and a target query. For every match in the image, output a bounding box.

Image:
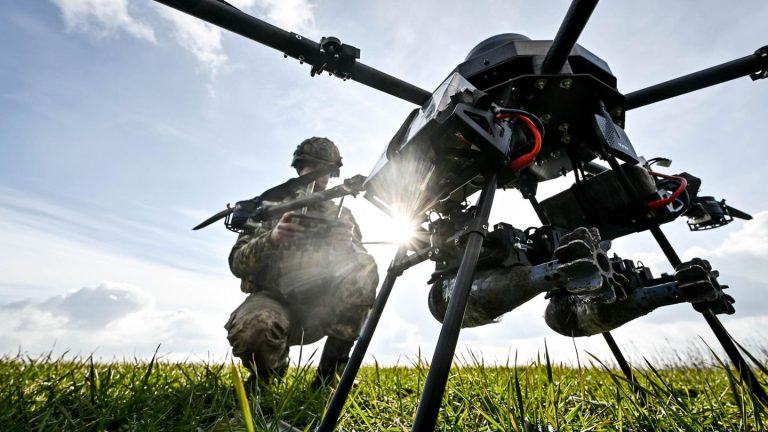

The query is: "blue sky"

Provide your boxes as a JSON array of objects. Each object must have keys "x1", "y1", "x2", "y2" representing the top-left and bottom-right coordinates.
[{"x1": 1, "y1": 0, "x2": 767, "y2": 366}]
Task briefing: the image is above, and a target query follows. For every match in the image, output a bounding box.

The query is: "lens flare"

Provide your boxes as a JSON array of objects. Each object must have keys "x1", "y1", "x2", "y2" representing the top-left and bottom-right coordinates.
[{"x1": 387, "y1": 213, "x2": 419, "y2": 245}]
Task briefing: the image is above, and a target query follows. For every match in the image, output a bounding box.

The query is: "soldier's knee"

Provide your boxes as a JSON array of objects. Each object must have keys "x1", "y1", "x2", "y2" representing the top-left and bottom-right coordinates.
[
  {"x1": 335, "y1": 253, "x2": 378, "y2": 306},
  {"x1": 360, "y1": 253, "x2": 380, "y2": 284},
  {"x1": 225, "y1": 294, "x2": 290, "y2": 375}
]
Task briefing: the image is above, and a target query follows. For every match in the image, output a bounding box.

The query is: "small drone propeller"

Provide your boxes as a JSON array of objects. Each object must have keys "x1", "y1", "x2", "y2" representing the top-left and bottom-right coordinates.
[
  {"x1": 192, "y1": 207, "x2": 233, "y2": 231},
  {"x1": 724, "y1": 203, "x2": 752, "y2": 221}
]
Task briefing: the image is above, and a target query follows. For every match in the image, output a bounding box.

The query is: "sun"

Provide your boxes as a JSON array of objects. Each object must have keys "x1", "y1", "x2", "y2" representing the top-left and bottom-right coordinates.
[{"x1": 386, "y1": 213, "x2": 420, "y2": 245}]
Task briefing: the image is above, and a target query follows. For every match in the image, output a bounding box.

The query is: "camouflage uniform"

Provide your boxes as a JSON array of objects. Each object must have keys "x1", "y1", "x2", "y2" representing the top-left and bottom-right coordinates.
[{"x1": 224, "y1": 184, "x2": 379, "y2": 378}]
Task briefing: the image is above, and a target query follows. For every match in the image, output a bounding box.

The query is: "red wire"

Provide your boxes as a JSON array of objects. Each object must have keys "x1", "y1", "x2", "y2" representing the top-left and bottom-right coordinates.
[
  {"x1": 496, "y1": 113, "x2": 542, "y2": 171},
  {"x1": 646, "y1": 170, "x2": 688, "y2": 210}
]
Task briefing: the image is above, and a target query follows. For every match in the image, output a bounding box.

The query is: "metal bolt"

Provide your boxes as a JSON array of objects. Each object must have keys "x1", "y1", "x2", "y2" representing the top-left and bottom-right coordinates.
[
  {"x1": 483, "y1": 59, "x2": 490, "y2": 66},
  {"x1": 550, "y1": 150, "x2": 561, "y2": 158},
  {"x1": 320, "y1": 48, "x2": 326, "y2": 54},
  {"x1": 295, "y1": 34, "x2": 302, "y2": 40},
  {"x1": 558, "y1": 123, "x2": 570, "y2": 131},
  {"x1": 482, "y1": 224, "x2": 488, "y2": 230},
  {"x1": 560, "y1": 78, "x2": 573, "y2": 89},
  {"x1": 535, "y1": 79, "x2": 547, "y2": 90},
  {"x1": 541, "y1": 114, "x2": 551, "y2": 124}
]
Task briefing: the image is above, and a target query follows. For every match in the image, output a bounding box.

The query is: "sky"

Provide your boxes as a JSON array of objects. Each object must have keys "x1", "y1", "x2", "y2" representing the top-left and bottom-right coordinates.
[{"x1": 1, "y1": 0, "x2": 767, "y2": 368}]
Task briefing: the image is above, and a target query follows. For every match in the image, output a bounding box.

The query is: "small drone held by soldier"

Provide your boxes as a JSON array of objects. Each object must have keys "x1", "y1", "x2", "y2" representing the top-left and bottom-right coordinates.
[{"x1": 158, "y1": 0, "x2": 768, "y2": 430}]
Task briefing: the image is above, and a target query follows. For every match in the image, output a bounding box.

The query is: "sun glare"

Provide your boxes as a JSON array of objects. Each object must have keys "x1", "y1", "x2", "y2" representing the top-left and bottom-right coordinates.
[{"x1": 387, "y1": 213, "x2": 418, "y2": 245}]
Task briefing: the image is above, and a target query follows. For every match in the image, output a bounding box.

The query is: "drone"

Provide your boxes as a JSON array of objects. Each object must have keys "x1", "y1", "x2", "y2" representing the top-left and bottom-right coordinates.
[{"x1": 158, "y1": 0, "x2": 768, "y2": 430}]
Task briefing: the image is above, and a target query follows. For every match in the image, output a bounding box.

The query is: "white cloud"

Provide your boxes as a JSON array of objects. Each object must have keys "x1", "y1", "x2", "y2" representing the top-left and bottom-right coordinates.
[
  {"x1": 258, "y1": 0, "x2": 315, "y2": 33},
  {"x1": 0, "y1": 281, "x2": 227, "y2": 361},
  {"x1": 2, "y1": 281, "x2": 151, "y2": 330},
  {"x1": 156, "y1": 8, "x2": 228, "y2": 76},
  {"x1": 49, "y1": 0, "x2": 156, "y2": 42}
]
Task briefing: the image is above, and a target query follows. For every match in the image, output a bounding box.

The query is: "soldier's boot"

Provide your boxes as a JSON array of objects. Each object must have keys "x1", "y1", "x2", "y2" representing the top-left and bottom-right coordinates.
[
  {"x1": 311, "y1": 336, "x2": 354, "y2": 389},
  {"x1": 243, "y1": 363, "x2": 288, "y2": 399}
]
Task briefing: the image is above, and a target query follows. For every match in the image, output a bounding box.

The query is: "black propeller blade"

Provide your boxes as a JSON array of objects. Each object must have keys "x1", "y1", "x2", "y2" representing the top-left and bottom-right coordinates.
[
  {"x1": 193, "y1": 207, "x2": 234, "y2": 230},
  {"x1": 725, "y1": 203, "x2": 753, "y2": 221}
]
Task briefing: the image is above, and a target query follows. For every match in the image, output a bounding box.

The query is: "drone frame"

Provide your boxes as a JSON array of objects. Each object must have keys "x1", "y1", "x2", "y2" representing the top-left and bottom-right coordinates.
[{"x1": 155, "y1": 0, "x2": 768, "y2": 430}]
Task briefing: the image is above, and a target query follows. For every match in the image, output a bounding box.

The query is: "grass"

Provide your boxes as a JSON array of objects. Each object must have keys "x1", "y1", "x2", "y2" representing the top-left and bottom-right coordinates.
[{"x1": 1, "y1": 346, "x2": 766, "y2": 431}]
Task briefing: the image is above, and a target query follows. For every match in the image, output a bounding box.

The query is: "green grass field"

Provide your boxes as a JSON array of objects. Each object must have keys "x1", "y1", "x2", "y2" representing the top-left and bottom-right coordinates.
[{"x1": 2, "y1": 348, "x2": 766, "y2": 431}]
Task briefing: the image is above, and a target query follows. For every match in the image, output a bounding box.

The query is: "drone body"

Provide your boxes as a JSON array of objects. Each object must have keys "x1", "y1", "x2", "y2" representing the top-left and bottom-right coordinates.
[{"x1": 159, "y1": 0, "x2": 768, "y2": 430}]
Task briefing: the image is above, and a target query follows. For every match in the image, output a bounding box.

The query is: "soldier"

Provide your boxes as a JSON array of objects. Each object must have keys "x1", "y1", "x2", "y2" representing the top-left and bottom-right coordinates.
[{"x1": 225, "y1": 137, "x2": 379, "y2": 387}]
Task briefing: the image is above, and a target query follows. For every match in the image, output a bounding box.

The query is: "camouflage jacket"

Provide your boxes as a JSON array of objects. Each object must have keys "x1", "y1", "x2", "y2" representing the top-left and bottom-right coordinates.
[{"x1": 228, "y1": 184, "x2": 369, "y2": 297}]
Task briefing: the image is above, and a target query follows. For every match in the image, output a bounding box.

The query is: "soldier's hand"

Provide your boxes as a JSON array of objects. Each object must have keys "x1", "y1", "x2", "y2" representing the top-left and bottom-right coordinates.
[{"x1": 270, "y1": 212, "x2": 305, "y2": 245}]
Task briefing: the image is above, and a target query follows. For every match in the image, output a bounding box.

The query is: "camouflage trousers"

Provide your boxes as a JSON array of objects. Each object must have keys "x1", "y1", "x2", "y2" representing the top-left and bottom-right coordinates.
[{"x1": 224, "y1": 251, "x2": 378, "y2": 377}]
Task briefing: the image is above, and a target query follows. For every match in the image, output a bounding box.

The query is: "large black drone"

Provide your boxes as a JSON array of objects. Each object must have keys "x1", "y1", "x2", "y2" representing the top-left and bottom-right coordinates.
[{"x1": 159, "y1": 0, "x2": 768, "y2": 430}]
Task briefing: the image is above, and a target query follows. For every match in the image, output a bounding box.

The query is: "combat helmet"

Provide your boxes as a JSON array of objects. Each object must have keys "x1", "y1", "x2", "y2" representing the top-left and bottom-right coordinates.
[{"x1": 291, "y1": 137, "x2": 343, "y2": 177}]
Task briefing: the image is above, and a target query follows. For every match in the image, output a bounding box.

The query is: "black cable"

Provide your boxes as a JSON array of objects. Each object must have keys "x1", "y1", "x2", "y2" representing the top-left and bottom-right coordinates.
[{"x1": 495, "y1": 108, "x2": 546, "y2": 136}]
